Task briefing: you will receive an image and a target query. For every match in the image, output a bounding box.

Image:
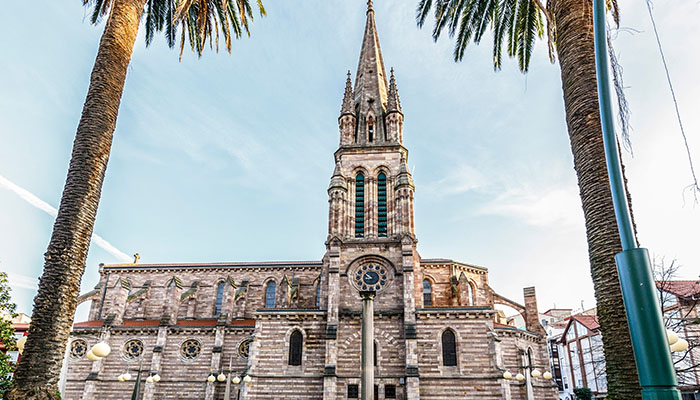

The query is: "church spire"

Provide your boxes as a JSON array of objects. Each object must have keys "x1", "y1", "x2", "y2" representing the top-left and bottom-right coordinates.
[{"x1": 354, "y1": 0, "x2": 388, "y2": 109}]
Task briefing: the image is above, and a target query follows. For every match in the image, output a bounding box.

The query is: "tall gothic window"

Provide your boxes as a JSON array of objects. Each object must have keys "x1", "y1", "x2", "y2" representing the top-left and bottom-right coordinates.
[
  {"x1": 377, "y1": 173, "x2": 387, "y2": 237},
  {"x1": 467, "y1": 282, "x2": 474, "y2": 306},
  {"x1": 214, "y1": 281, "x2": 225, "y2": 316},
  {"x1": 265, "y1": 281, "x2": 276, "y2": 308},
  {"x1": 288, "y1": 330, "x2": 303, "y2": 365},
  {"x1": 442, "y1": 330, "x2": 457, "y2": 366},
  {"x1": 355, "y1": 173, "x2": 365, "y2": 237},
  {"x1": 315, "y1": 280, "x2": 322, "y2": 308},
  {"x1": 368, "y1": 123, "x2": 374, "y2": 142},
  {"x1": 423, "y1": 279, "x2": 432, "y2": 306}
]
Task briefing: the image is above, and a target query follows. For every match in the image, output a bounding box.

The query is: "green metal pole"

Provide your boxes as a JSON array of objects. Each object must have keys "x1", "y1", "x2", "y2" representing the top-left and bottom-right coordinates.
[{"x1": 592, "y1": 1, "x2": 681, "y2": 398}]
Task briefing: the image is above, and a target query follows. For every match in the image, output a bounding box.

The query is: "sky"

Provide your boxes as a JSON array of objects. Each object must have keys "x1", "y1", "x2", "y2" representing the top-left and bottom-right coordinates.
[{"x1": 0, "y1": 1, "x2": 698, "y2": 320}]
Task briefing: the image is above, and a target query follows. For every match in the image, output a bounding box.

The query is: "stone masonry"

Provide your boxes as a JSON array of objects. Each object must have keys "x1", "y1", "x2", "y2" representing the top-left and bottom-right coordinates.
[{"x1": 64, "y1": 3, "x2": 558, "y2": 399}]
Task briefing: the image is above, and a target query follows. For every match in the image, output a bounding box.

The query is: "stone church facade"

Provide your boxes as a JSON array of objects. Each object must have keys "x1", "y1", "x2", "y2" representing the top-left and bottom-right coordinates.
[{"x1": 64, "y1": 4, "x2": 557, "y2": 399}]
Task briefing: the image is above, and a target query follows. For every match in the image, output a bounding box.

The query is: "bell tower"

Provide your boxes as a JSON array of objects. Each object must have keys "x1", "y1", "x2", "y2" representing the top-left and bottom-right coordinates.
[{"x1": 328, "y1": 1, "x2": 413, "y2": 241}]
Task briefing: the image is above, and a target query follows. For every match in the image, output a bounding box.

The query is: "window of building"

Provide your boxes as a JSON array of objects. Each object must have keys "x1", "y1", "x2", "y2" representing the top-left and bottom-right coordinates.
[
  {"x1": 315, "y1": 280, "x2": 322, "y2": 308},
  {"x1": 122, "y1": 339, "x2": 144, "y2": 361},
  {"x1": 214, "y1": 281, "x2": 225, "y2": 316},
  {"x1": 288, "y1": 330, "x2": 303, "y2": 366},
  {"x1": 265, "y1": 281, "x2": 276, "y2": 308},
  {"x1": 348, "y1": 384, "x2": 359, "y2": 398},
  {"x1": 442, "y1": 330, "x2": 457, "y2": 366},
  {"x1": 423, "y1": 279, "x2": 432, "y2": 306},
  {"x1": 374, "y1": 385, "x2": 378, "y2": 399},
  {"x1": 69, "y1": 339, "x2": 88, "y2": 360},
  {"x1": 374, "y1": 341, "x2": 377, "y2": 367},
  {"x1": 385, "y1": 385, "x2": 397, "y2": 398},
  {"x1": 466, "y1": 282, "x2": 474, "y2": 306},
  {"x1": 368, "y1": 124, "x2": 374, "y2": 142},
  {"x1": 355, "y1": 173, "x2": 365, "y2": 237},
  {"x1": 377, "y1": 173, "x2": 387, "y2": 237},
  {"x1": 180, "y1": 339, "x2": 202, "y2": 361}
]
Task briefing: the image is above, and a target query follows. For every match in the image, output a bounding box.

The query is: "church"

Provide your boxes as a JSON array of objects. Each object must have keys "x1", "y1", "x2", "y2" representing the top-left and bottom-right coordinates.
[{"x1": 64, "y1": 3, "x2": 558, "y2": 399}]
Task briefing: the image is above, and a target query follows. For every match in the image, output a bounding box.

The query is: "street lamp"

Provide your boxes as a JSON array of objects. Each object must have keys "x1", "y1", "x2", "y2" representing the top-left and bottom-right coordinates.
[
  {"x1": 117, "y1": 359, "x2": 159, "y2": 400},
  {"x1": 208, "y1": 357, "x2": 253, "y2": 400},
  {"x1": 593, "y1": 0, "x2": 681, "y2": 397}
]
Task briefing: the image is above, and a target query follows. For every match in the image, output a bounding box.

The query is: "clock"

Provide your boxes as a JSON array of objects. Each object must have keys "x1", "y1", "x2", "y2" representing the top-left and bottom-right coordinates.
[{"x1": 352, "y1": 264, "x2": 388, "y2": 292}]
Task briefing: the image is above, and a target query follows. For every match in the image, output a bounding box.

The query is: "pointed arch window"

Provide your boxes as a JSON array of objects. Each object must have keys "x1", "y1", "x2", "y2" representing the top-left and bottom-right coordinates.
[
  {"x1": 355, "y1": 173, "x2": 365, "y2": 237},
  {"x1": 288, "y1": 330, "x2": 303, "y2": 365},
  {"x1": 368, "y1": 124, "x2": 374, "y2": 142},
  {"x1": 214, "y1": 281, "x2": 225, "y2": 316},
  {"x1": 442, "y1": 330, "x2": 457, "y2": 366},
  {"x1": 467, "y1": 282, "x2": 474, "y2": 306},
  {"x1": 377, "y1": 173, "x2": 387, "y2": 237},
  {"x1": 423, "y1": 279, "x2": 432, "y2": 306},
  {"x1": 315, "y1": 280, "x2": 322, "y2": 308},
  {"x1": 374, "y1": 341, "x2": 378, "y2": 366},
  {"x1": 264, "y1": 281, "x2": 276, "y2": 309}
]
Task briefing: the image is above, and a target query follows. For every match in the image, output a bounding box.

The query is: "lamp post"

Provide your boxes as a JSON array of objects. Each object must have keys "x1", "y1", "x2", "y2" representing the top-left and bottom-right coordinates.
[
  {"x1": 116, "y1": 359, "x2": 160, "y2": 400},
  {"x1": 207, "y1": 358, "x2": 252, "y2": 400},
  {"x1": 592, "y1": 0, "x2": 681, "y2": 398}
]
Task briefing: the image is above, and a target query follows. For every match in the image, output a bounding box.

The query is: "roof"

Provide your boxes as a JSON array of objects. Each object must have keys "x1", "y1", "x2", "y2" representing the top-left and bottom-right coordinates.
[
  {"x1": 102, "y1": 260, "x2": 323, "y2": 270},
  {"x1": 656, "y1": 280, "x2": 700, "y2": 298},
  {"x1": 420, "y1": 258, "x2": 488, "y2": 272},
  {"x1": 572, "y1": 314, "x2": 600, "y2": 331}
]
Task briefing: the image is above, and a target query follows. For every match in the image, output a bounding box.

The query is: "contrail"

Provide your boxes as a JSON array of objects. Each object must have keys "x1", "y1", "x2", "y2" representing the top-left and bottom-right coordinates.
[{"x1": 0, "y1": 173, "x2": 132, "y2": 263}]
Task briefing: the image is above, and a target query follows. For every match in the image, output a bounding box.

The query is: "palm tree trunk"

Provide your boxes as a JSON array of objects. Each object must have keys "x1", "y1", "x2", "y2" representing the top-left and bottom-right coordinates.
[
  {"x1": 6, "y1": 0, "x2": 146, "y2": 398},
  {"x1": 552, "y1": 0, "x2": 642, "y2": 398}
]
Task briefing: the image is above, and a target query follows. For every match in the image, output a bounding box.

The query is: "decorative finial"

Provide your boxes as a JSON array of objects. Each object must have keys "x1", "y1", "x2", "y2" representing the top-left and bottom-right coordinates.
[
  {"x1": 367, "y1": 0, "x2": 373, "y2": 12},
  {"x1": 133, "y1": 253, "x2": 140, "y2": 264}
]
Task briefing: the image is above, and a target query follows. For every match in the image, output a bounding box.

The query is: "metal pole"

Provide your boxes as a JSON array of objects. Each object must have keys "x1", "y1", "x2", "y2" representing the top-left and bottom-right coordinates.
[
  {"x1": 360, "y1": 291, "x2": 375, "y2": 400},
  {"x1": 224, "y1": 356, "x2": 233, "y2": 400},
  {"x1": 131, "y1": 360, "x2": 143, "y2": 400},
  {"x1": 592, "y1": 1, "x2": 681, "y2": 398}
]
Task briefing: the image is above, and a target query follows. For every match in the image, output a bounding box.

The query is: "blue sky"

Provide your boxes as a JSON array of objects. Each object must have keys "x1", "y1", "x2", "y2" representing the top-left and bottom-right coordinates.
[{"x1": 1, "y1": 1, "x2": 698, "y2": 319}]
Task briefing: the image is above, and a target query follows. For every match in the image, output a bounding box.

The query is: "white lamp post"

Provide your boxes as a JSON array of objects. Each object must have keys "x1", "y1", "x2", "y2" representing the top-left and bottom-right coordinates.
[
  {"x1": 531, "y1": 369, "x2": 542, "y2": 378},
  {"x1": 503, "y1": 371, "x2": 512, "y2": 379}
]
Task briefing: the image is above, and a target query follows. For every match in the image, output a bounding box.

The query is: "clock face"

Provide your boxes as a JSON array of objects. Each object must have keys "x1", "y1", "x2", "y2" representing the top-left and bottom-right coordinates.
[{"x1": 352, "y1": 264, "x2": 388, "y2": 292}]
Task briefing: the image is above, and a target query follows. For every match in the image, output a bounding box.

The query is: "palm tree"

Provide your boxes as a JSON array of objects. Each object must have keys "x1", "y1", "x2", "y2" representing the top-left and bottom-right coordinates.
[
  {"x1": 417, "y1": 0, "x2": 641, "y2": 397},
  {"x1": 6, "y1": 1, "x2": 265, "y2": 398}
]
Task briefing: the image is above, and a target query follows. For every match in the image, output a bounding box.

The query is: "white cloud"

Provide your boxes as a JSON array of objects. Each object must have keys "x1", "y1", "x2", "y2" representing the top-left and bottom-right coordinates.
[
  {"x1": 5, "y1": 272, "x2": 38, "y2": 290},
  {"x1": 479, "y1": 185, "x2": 584, "y2": 228},
  {"x1": 0, "y1": 173, "x2": 132, "y2": 263}
]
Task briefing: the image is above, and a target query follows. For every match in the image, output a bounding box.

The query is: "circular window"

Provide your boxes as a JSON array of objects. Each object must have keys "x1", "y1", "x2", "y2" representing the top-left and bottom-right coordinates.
[
  {"x1": 238, "y1": 339, "x2": 252, "y2": 359},
  {"x1": 180, "y1": 339, "x2": 201, "y2": 361},
  {"x1": 70, "y1": 339, "x2": 88, "y2": 359},
  {"x1": 122, "y1": 339, "x2": 144, "y2": 361}
]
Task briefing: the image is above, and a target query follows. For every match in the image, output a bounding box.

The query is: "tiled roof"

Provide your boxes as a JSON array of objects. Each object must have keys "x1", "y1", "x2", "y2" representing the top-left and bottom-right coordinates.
[
  {"x1": 656, "y1": 280, "x2": 700, "y2": 298},
  {"x1": 571, "y1": 314, "x2": 600, "y2": 331}
]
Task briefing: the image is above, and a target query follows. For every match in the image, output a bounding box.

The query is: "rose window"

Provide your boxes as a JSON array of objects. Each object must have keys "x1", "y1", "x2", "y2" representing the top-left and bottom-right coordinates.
[
  {"x1": 238, "y1": 339, "x2": 252, "y2": 359},
  {"x1": 180, "y1": 339, "x2": 202, "y2": 360},
  {"x1": 122, "y1": 339, "x2": 144, "y2": 360},
  {"x1": 69, "y1": 339, "x2": 88, "y2": 359}
]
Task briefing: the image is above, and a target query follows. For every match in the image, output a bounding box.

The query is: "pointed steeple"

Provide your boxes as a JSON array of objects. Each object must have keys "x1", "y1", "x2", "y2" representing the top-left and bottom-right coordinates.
[
  {"x1": 386, "y1": 68, "x2": 402, "y2": 114},
  {"x1": 355, "y1": 0, "x2": 388, "y2": 107},
  {"x1": 340, "y1": 71, "x2": 355, "y2": 117}
]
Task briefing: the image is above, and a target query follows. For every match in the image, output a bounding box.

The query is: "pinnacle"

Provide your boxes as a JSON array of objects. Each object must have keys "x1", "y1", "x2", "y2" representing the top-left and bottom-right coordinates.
[
  {"x1": 387, "y1": 67, "x2": 402, "y2": 114},
  {"x1": 340, "y1": 71, "x2": 355, "y2": 116}
]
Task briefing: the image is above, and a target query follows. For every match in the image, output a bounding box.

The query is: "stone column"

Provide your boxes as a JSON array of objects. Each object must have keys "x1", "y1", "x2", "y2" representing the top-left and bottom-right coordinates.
[
  {"x1": 323, "y1": 241, "x2": 341, "y2": 400},
  {"x1": 81, "y1": 329, "x2": 111, "y2": 400},
  {"x1": 205, "y1": 317, "x2": 227, "y2": 400},
  {"x1": 360, "y1": 291, "x2": 376, "y2": 400},
  {"x1": 401, "y1": 237, "x2": 420, "y2": 400},
  {"x1": 143, "y1": 324, "x2": 169, "y2": 400}
]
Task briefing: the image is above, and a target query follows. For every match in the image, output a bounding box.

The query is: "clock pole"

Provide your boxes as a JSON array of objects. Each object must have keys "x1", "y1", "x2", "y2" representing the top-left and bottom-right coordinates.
[{"x1": 360, "y1": 290, "x2": 375, "y2": 400}]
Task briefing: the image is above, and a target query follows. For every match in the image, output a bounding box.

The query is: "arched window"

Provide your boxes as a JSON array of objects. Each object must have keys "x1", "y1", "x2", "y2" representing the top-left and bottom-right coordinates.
[
  {"x1": 423, "y1": 279, "x2": 432, "y2": 306},
  {"x1": 442, "y1": 330, "x2": 457, "y2": 366},
  {"x1": 374, "y1": 341, "x2": 378, "y2": 367},
  {"x1": 288, "y1": 330, "x2": 303, "y2": 365},
  {"x1": 265, "y1": 281, "x2": 276, "y2": 308},
  {"x1": 315, "y1": 280, "x2": 322, "y2": 308},
  {"x1": 214, "y1": 281, "x2": 225, "y2": 316},
  {"x1": 467, "y1": 282, "x2": 474, "y2": 306},
  {"x1": 368, "y1": 123, "x2": 374, "y2": 142},
  {"x1": 377, "y1": 173, "x2": 387, "y2": 237},
  {"x1": 355, "y1": 174, "x2": 365, "y2": 237}
]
